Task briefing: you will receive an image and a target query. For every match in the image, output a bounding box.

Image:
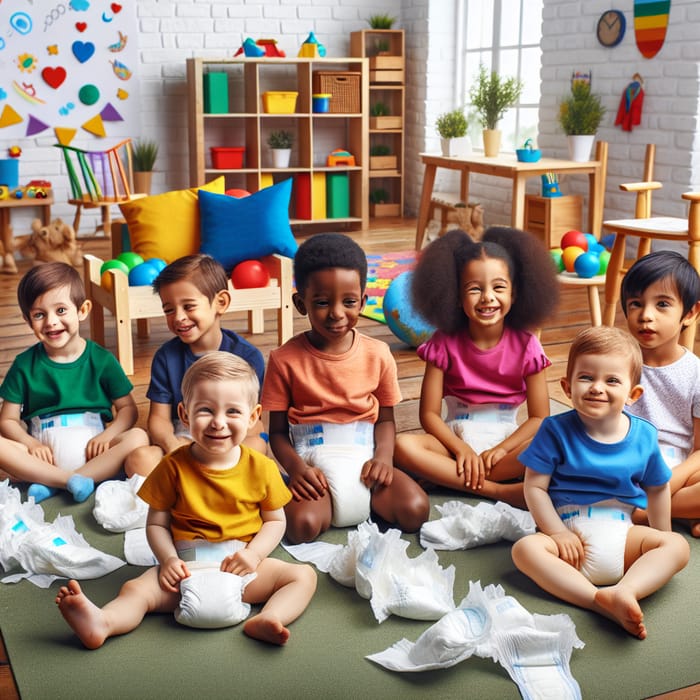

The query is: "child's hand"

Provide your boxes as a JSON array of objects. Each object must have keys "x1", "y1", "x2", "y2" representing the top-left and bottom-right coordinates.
[
  {"x1": 551, "y1": 530, "x2": 585, "y2": 569},
  {"x1": 221, "y1": 548, "x2": 262, "y2": 576},
  {"x1": 158, "y1": 556, "x2": 191, "y2": 592},
  {"x1": 85, "y1": 433, "x2": 111, "y2": 460},
  {"x1": 361, "y1": 458, "x2": 393, "y2": 489},
  {"x1": 480, "y1": 446, "x2": 507, "y2": 474},
  {"x1": 29, "y1": 440, "x2": 54, "y2": 464},
  {"x1": 453, "y1": 444, "x2": 485, "y2": 490},
  {"x1": 289, "y1": 466, "x2": 329, "y2": 501}
]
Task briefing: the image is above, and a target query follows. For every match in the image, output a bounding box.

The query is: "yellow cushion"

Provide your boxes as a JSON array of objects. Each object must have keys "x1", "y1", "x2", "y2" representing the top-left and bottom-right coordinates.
[{"x1": 119, "y1": 177, "x2": 226, "y2": 263}]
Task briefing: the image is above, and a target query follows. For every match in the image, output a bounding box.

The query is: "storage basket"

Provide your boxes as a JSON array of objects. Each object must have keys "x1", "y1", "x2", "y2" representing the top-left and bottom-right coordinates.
[
  {"x1": 210, "y1": 147, "x2": 245, "y2": 169},
  {"x1": 312, "y1": 71, "x2": 361, "y2": 113},
  {"x1": 262, "y1": 91, "x2": 298, "y2": 114}
]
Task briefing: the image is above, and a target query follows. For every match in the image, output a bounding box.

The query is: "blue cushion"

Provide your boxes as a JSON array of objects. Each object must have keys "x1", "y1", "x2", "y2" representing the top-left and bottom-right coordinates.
[{"x1": 198, "y1": 178, "x2": 297, "y2": 273}]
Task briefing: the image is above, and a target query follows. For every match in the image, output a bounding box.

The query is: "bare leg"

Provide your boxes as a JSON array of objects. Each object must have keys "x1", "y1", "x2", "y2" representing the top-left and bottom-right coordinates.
[
  {"x1": 124, "y1": 445, "x2": 165, "y2": 478},
  {"x1": 242, "y1": 559, "x2": 316, "y2": 645},
  {"x1": 371, "y1": 468, "x2": 430, "y2": 532},
  {"x1": 0, "y1": 438, "x2": 71, "y2": 488},
  {"x1": 284, "y1": 491, "x2": 333, "y2": 544},
  {"x1": 56, "y1": 568, "x2": 179, "y2": 649},
  {"x1": 76, "y1": 428, "x2": 149, "y2": 482}
]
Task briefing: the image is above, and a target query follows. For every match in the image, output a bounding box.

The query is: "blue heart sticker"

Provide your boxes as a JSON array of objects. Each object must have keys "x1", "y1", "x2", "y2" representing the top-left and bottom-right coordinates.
[{"x1": 72, "y1": 40, "x2": 95, "y2": 63}]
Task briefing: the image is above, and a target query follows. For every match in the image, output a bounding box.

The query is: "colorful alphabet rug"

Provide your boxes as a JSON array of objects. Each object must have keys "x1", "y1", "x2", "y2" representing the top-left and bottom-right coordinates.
[{"x1": 362, "y1": 250, "x2": 417, "y2": 323}]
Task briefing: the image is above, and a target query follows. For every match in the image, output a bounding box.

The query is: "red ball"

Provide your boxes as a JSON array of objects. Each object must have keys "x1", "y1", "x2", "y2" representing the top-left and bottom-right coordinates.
[
  {"x1": 560, "y1": 230, "x2": 588, "y2": 251},
  {"x1": 225, "y1": 188, "x2": 251, "y2": 198},
  {"x1": 231, "y1": 260, "x2": 270, "y2": 289}
]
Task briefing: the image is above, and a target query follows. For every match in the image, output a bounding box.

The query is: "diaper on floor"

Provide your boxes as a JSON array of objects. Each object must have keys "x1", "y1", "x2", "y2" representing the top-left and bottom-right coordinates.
[
  {"x1": 444, "y1": 399, "x2": 518, "y2": 455},
  {"x1": 557, "y1": 500, "x2": 633, "y2": 585},
  {"x1": 30, "y1": 412, "x2": 103, "y2": 472},
  {"x1": 291, "y1": 422, "x2": 374, "y2": 527}
]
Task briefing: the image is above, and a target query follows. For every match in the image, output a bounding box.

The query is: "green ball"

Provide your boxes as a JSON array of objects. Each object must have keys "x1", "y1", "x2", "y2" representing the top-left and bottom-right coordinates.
[
  {"x1": 597, "y1": 249, "x2": 611, "y2": 275},
  {"x1": 550, "y1": 247, "x2": 565, "y2": 273},
  {"x1": 100, "y1": 258, "x2": 129, "y2": 276},
  {"x1": 117, "y1": 251, "x2": 145, "y2": 271}
]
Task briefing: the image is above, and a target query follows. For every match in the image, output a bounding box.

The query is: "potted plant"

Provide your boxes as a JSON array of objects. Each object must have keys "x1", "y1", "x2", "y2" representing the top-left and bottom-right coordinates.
[
  {"x1": 370, "y1": 102, "x2": 401, "y2": 130},
  {"x1": 367, "y1": 13, "x2": 396, "y2": 29},
  {"x1": 370, "y1": 187, "x2": 400, "y2": 217},
  {"x1": 267, "y1": 129, "x2": 294, "y2": 168},
  {"x1": 131, "y1": 139, "x2": 158, "y2": 194},
  {"x1": 469, "y1": 65, "x2": 523, "y2": 157},
  {"x1": 558, "y1": 80, "x2": 606, "y2": 162},
  {"x1": 435, "y1": 107, "x2": 471, "y2": 157},
  {"x1": 369, "y1": 144, "x2": 397, "y2": 171}
]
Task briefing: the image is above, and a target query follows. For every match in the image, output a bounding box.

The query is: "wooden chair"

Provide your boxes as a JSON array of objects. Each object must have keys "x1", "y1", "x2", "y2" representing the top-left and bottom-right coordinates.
[{"x1": 602, "y1": 144, "x2": 700, "y2": 347}]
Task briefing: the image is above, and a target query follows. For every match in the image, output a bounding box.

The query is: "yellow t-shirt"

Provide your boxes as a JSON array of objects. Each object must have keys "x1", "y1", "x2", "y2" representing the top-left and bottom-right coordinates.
[{"x1": 138, "y1": 444, "x2": 291, "y2": 543}]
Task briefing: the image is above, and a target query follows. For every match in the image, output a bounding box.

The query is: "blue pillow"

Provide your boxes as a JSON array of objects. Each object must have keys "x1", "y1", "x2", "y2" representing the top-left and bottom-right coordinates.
[{"x1": 198, "y1": 178, "x2": 297, "y2": 272}]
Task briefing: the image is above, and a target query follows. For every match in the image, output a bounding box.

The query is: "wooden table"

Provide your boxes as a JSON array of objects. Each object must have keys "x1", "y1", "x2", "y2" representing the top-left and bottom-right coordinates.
[
  {"x1": 0, "y1": 190, "x2": 54, "y2": 272},
  {"x1": 415, "y1": 151, "x2": 606, "y2": 250}
]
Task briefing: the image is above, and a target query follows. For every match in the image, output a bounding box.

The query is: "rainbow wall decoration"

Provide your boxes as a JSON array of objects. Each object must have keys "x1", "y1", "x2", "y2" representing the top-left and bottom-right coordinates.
[{"x1": 634, "y1": 0, "x2": 672, "y2": 59}]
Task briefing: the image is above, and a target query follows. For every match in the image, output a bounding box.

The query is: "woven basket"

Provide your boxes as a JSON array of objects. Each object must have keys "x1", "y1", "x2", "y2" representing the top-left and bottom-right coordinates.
[{"x1": 312, "y1": 71, "x2": 361, "y2": 113}]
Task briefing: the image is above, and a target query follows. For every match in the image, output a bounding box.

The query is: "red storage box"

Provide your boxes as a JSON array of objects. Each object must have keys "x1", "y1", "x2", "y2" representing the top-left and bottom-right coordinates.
[{"x1": 210, "y1": 147, "x2": 245, "y2": 169}]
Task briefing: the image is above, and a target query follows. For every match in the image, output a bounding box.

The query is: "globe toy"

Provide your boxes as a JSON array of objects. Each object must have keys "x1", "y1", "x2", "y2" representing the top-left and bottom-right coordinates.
[
  {"x1": 231, "y1": 260, "x2": 270, "y2": 289},
  {"x1": 550, "y1": 247, "x2": 565, "y2": 273},
  {"x1": 574, "y1": 251, "x2": 601, "y2": 279},
  {"x1": 560, "y1": 230, "x2": 588, "y2": 251},
  {"x1": 562, "y1": 245, "x2": 585, "y2": 272},
  {"x1": 117, "y1": 251, "x2": 145, "y2": 271},
  {"x1": 597, "y1": 249, "x2": 611, "y2": 275},
  {"x1": 128, "y1": 260, "x2": 161, "y2": 287},
  {"x1": 147, "y1": 257, "x2": 167, "y2": 273},
  {"x1": 100, "y1": 258, "x2": 129, "y2": 292},
  {"x1": 383, "y1": 271, "x2": 435, "y2": 347}
]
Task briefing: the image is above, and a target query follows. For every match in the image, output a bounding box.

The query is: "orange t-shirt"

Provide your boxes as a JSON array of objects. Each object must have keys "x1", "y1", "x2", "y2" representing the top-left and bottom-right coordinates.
[{"x1": 261, "y1": 331, "x2": 402, "y2": 425}]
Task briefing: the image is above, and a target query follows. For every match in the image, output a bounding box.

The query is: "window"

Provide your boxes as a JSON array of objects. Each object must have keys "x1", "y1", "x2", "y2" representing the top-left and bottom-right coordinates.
[{"x1": 461, "y1": 0, "x2": 543, "y2": 152}]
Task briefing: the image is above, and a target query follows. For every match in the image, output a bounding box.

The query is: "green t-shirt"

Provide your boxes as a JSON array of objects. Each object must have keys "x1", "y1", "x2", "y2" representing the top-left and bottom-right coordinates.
[{"x1": 0, "y1": 340, "x2": 133, "y2": 423}]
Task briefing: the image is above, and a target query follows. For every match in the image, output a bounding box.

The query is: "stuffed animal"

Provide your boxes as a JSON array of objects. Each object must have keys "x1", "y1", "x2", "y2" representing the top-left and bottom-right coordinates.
[
  {"x1": 20, "y1": 218, "x2": 83, "y2": 267},
  {"x1": 455, "y1": 202, "x2": 485, "y2": 241},
  {"x1": 0, "y1": 224, "x2": 18, "y2": 274}
]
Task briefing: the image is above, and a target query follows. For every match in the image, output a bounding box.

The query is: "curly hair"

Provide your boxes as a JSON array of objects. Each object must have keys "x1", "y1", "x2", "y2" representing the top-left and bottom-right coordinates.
[
  {"x1": 411, "y1": 227, "x2": 560, "y2": 334},
  {"x1": 294, "y1": 233, "x2": 367, "y2": 294}
]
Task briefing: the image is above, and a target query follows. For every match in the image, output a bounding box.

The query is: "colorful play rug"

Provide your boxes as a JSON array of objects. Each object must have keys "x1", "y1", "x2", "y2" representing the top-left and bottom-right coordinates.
[{"x1": 363, "y1": 250, "x2": 417, "y2": 323}]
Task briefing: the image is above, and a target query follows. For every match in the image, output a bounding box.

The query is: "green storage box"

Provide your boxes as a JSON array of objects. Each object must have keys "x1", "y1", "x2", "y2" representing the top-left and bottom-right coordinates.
[
  {"x1": 326, "y1": 172, "x2": 349, "y2": 218},
  {"x1": 203, "y1": 72, "x2": 229, "y2": 114}
]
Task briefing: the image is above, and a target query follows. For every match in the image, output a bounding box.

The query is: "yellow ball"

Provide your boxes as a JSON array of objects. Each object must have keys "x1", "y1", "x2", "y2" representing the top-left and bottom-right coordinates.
[{"x1": 562, "y1": 246, "x2": 585, "y2": 273}]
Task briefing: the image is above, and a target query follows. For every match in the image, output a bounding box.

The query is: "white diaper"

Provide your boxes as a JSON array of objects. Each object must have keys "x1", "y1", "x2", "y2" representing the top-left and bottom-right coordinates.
[
  {"x1": 660, "y1": 444, "x2": 683, "y2": 469},
  {"x1": 291, "y1": 422, "x2": 374, "y2": 527},
  {"x1": 557, "y1": 500, "x2": 633, "y2": 585},
  {"x1": 444, "y1": 399, "x2": 518, "y2": 455},
  {"x1": 173, "y1": 540, "x2": 256, "y2": 629},
  {"x1": 30, "y1": 412, "x2": 103, "y2": 472}
]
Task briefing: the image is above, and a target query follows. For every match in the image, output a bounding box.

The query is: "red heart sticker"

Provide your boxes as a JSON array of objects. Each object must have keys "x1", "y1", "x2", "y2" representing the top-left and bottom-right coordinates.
[
  {"x1": 111, "y1": 3, "x2": 122, "y2": 13},
  {"x1": 76, "y1": 22, "x2": 87, "y2": 32},
  {"x1": 42, "y1": 66, "x2": 67, "y2": 89}
]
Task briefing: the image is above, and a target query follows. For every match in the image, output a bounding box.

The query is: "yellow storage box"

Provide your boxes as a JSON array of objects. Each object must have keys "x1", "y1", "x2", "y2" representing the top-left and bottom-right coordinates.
[{"x1": 262, "y1": 91, "x2": 298, "y2": 113}]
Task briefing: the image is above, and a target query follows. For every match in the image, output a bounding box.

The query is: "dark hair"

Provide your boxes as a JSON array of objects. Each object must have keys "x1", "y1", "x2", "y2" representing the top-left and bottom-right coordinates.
[
  {"x1": 621, "y1": 250, "x2": 700, "y2": 317},
  {"x1": 294, "y1": 233, "x2": 367, "y2": 294},
  {"x1": 411, "y1": 227, "x2": 560, "y2": 334},
  {"x1": 153, "y1": 254, "x2": 229, "y2": 301},
  {"x1": 17, "y1": 262, "x2": 86, "y2": 320}
]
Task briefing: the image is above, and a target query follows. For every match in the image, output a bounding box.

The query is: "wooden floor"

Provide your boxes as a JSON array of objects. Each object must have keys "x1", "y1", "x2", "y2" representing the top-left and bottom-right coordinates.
[{"x1": 0, "y1": 218, "x2": 697, "y2": 699}]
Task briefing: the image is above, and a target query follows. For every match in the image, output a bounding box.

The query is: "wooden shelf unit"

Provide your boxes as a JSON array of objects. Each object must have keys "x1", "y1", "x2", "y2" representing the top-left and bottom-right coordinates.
[
  {"x1": 350, "y1": 29, "x2": 405, "y2": 217},
  {"x1": 186, "y1": 57, "x2": 369, "y2": 229},
  {"x1": 524, "y1": 194, "x2": 583, "y2": 249}
]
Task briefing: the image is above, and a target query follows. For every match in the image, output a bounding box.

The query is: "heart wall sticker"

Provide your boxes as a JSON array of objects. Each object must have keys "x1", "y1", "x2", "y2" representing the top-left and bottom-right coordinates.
[
  {"x1": 41, "y1": 66, "x2": 67, "y2": 89},
  {"x1": 111, "y1": 3, "x2": 122, "y2": 13},
  {"x1": 72, "y1": 41, "x2": 95, "y2": 64},
  {"x1": 76, "y1": 22, "x2": 87, "y2": 32}
]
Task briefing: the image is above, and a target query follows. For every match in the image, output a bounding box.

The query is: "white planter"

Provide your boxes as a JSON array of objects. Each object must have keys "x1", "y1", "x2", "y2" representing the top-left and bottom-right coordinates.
[
  {"x1": 440, "y1": 136, "x2": 471, "y2": 157},
  {"x1": 567, "y1": 134, "x2": 595, "y2": 162},
  {"x1": 271, "y1": 148, "x2": 291, "y2": 168}
]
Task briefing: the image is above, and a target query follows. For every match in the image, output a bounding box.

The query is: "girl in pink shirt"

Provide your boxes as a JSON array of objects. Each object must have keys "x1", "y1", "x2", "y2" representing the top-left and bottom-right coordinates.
[{"x1": 395, "y1": 227, "x2": 559, "y2": 507}]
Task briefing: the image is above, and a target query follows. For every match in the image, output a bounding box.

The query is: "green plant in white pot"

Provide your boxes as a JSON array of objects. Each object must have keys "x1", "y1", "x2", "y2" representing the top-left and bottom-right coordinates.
[
  {"x1": 558, "y1": 80, "x2": 606, "y2": 161},
  {"x1": 435, "y1": 108, "x2": 471, "y2": 157},
  {"x1": 267, "y1": 130, "x2": 294, "y2": 168},
  {"x1": 469, "y1": 65, "x2": 523, "y2": 157}
]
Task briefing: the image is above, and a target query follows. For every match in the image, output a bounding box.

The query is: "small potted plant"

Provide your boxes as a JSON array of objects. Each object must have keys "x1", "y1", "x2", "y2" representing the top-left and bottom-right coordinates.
[
  {"x1": 558, "y1": 80, "x2": 606, "y2": 161},
  {"x1": 370, "y1": 102, "x2": 401, "y2": 130},
  {"x1": 370, "y1": 187, "x2": 400, "y2": 217},
  {"x1": 267, "y1": 129, "x2": 294, "y2": 168},
  {"x1": 435, "y1": 108, "x2": 471, "y2": 157},
  {"x1": 369, "y1": 144, "x2": 397, "y2": 171},
  {"x1": 131, "y1": 138, "x2": 159, "y2": 194},
  {"x1": 469, "y1": 65, "x2": 523, "y2": 156},
  {"x1": 367, "y1": 13, "x2": 396, "y2": 29}
]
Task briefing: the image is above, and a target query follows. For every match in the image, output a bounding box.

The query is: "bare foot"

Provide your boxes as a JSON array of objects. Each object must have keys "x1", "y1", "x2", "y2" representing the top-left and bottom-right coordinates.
[
  {"x1": 631, "y1": 508, "x2": 649, "y2": 526},
  {"x1": 594, "y1": 586, "x2": 646, "y2": 639},
  {"x1": 55, "y1": 579, "x2": 110, "y2": 649},
  {"x1": 243, "y1": 613, "x2": 290, "y2": 645}
]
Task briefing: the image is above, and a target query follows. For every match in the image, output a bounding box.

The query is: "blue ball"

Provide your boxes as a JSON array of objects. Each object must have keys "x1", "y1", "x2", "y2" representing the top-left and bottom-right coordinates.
[
  {"x1": 382, "y1": 271, "x2": 435, "y2": 347},
  {"x1": 147, "y1": 257, "x2": 167, "y2": 273},
  {"x1": 588, "y1": 242, "x2": 605, "y2": 256},
  {"x1": 583, "y1": 233, "x2": 598, "y2": 249},
  {"x1": 574, "y1": 251, "x2": 601, "y2": 279},
  {"x1": 128, "y1": 261, "x2": 160, "y2": 286}
]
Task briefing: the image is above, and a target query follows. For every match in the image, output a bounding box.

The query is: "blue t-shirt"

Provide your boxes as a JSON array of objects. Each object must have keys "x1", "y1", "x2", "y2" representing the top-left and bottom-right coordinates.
[
  {"x1": 519, "y1": 410, "x2": 671, "y2": 509},
  {"x1": 147, "y1": 328, "x2": 265, "y2": 421}
]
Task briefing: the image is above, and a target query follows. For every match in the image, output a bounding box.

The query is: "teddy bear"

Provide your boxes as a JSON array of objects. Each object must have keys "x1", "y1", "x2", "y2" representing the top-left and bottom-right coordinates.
[{"x1": 20, "y1": 218, "x2": 83, "y2": 267}]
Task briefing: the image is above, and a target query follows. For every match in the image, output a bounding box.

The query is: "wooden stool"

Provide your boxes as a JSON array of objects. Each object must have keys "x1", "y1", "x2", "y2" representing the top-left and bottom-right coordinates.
[{"x1": 557, "y1": 272, "x2": 604, "y2": 326}]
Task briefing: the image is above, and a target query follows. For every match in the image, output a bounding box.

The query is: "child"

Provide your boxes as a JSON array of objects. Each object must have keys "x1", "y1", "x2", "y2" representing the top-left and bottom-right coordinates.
[
  {"x1": 124, "y1": 254, "x2": 266, "y2": 476},
  {"x1": 394, "y1": 227, "x2": 559, "y2": 507},
  {"x1": 56, "y1": 352, "x2": 316, "y2": 647},
  {"x1": 512, "y1": 326, "x2": 689, "y2": 640},
  {"x1": 262, "y1": 233, "x2": 430, "y2": 544},
  {"x1": 0, "y1": 262, "x2": 148, "y2": 502},
  {"x1": 621, "y1": 250, "x2": 700, "y2": 536}
]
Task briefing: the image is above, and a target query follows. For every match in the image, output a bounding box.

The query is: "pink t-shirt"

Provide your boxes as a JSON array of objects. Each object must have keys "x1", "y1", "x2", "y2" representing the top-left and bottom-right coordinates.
[{"x1": 417, "y1": 326, "x2": 550, "y2": 406}]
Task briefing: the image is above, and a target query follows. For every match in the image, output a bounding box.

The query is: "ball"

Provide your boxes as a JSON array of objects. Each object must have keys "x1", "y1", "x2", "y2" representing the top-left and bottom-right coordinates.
[
  {"x1": 128, "y1": 261, "x2": 161, "y2": 286},
  {"x1": 100, "y1": 259, "x2": 129, "y2": 292},
  {"x1": 117, "y1": 251, "x2": 145, "y2": 271},
  {"x1": 147, "y1": 257, "x2": 167, "y2": 273},
  {"x1": 382, "y1": 271, "x2": 435, "y2": 347},
  {"x1": 225, "y1": 189, "x2": 251, "y2": 198},
  {"x1": 583, "y1": 233, "x2": 598, "y2": 249},
  {"x1": 588, "y1": 242, "x2": 606, "y2": 256},
  {"x1": 597, "y1": 249, "x2": 611, "y2": 275},
  {"x1": 231, "y1": 260, "x2": 270, "y2": 289},
  {"x1": 574, "y1": 251, "x2": 601, "y2": 279},
  {"x1": 550, "y1": 247, "x2": 564, "y2": 273},
  {"x1": 562, "y1": 245, "x2": 585, "y2": 273},
  {"x1": 560, "y1": 230, "x2": 588, "y2": 251}
]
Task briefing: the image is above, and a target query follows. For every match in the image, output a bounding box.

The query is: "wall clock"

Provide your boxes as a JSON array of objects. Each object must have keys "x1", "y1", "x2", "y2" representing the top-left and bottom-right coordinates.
[{"x1": 597, "y1": 10, "x2": 626, "y2": 48}]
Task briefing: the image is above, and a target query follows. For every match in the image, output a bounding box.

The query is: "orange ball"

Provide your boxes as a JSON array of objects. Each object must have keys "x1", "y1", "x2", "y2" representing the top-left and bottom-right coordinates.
[{"x1": 562, "y1": 246, "x2": 585, "y2": 272}]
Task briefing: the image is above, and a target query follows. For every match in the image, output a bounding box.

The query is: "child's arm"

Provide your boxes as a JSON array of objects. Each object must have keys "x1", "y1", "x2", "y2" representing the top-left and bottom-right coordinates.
[
  {"x1": 645, "y1": 482, "x2": 672, "y2": 531},
  {"x1": 419, "y1": 361, "x2": 484, "y2": 489},
  {"x1": 85, "y1": 392, "x2": 139, "y2": 459},
  {"x1": 361, "y1": 405, "x2": 396, "y2": 488},
  {"x1": 0, "y1": 399, "x2": 54, "y2": 463},
  {"x1": 481, "y1": 369, "x2": 550, "y2": 470},
  {"x1": 524, "y1": 467, "x2": 585, "y2": 569},
  {"x1": 146, "y1": 507, "x2": 190, "y2": 592},
  {"x1": 148, "y1": 401, "x2": 187, "y2": 454},
  {"x1": 220, "y1": 507, "x2": 286, "y2": 575},
  {"x1": 268, "y1": 410, "x2": 328, "y2": 501}
]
